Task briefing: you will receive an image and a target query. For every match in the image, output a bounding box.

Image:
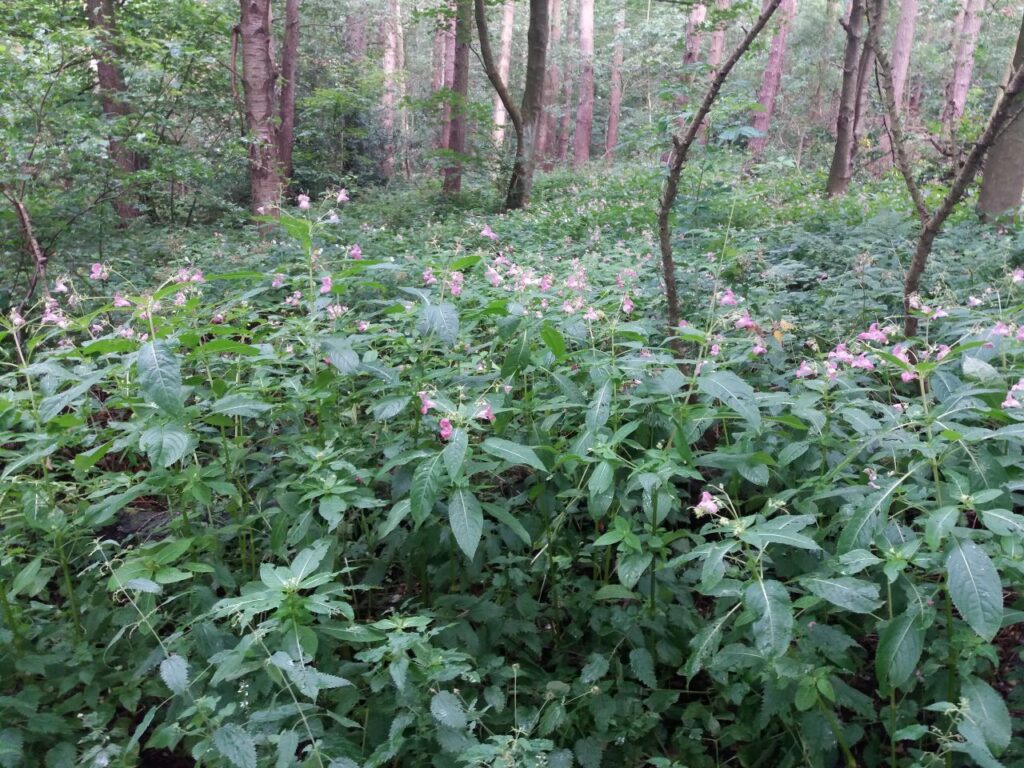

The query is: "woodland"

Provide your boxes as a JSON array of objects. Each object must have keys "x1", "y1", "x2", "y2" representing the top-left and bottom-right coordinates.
[{"x1": 3, "y1": 0, "x2": 1024, "y2": 766}]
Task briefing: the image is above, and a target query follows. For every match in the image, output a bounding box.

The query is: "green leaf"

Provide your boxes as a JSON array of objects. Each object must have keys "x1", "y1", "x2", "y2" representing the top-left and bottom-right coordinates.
[
  {"x1": 410, "y1": 454, "x2": 444, "y2": 523},
  {"x1": 44, "y1": 743, "x2": 75, "y2": 768},
  {"x1": 875, "y1": 610, "x2": 924, "y2": 690},
  {"x1": 139, "y1": 423, "x2": 191, "y2": 468},
  {"x1": 593, "y1": 584, "x2": 638, "y2": 601},
  {"x1": 322, "y1": 337, "x2": 360, "y2": 373},
  {"x1": 380, "y1": 499, "x2": 411, "y2": 537},
  {"x1": 213, "y1": 724, "x2": 257, "y2": 768},
  {"x1": 448, "y1": 488, "x2": 483, "y2": 559},
  {"x1": 629, "y1": 647, "x2": 657, "y2": 688},
  {"x1": 617, "y1": 552, "x2": 652, "y2": 589},
  {"x1": 480, "y1": 437, "x2": 546, "y2": 472},
  {"x1": 925, "y1": 506, "x2": 960, "y2": 549},
  {"x1": 209, "y1": 394, "x2": 271, "y2": 418},
  {"x1": 430, "y1": 691, "x2": 467, "y2": 730},
  {"x1": 540, "y1": 321, "x2": 567, "y2": 359},
  {"x1": 962, "y1": 355, "x2": 1000, "y2": 382},
  {"x1": 802, "y1": 576, "x2": 882, "y2": 613},
  {"x1": 8, "y1": 558, "x2": 42, "y2": 598},
  {"x1": 276, "y1": 731, "x2": 299, "y2": 768},
  {"x1": 371, "y1": 396, "x2": 410, "y2": 421},
  {"x1": 420, "y1": 302, "x2": 460, "y2": 343},
  {"x1": 960, "y1": 677, "x2": 1011, "y2": 755},
  {"x1": 580, "y1": 654, "x2": 609, "y2": 684},
  {"x1": 442, "y1": 428, "x2": 468, "y2": 479},
  {"x1": 290, "y1": 540, "x2": 329, "y2": 581},
  {"x1": 947, "y1": 538, "x2": 1003, "y2": 641},
  {"x1": 740, "y1": 518, "x2": 820, "y2": 551},
  {"x1": 697, "y1": 370, "x2": 761, "y2": 431},
  {"x1": 160, "y1": 654, "x2": 189, "y2": 695},
  {"x1": 684, "y1": 610, "x2": 734, "y2": 680},
  {"x1": 838, "y1": 549, "x2": 882, "y2": 575},
  {"x1": 743, "y1": 579, "x2": 793, "y2": 657},
  {"x1": 586, "y1": 381, "x2": 613, "y2": 431},
  {"x1": 0, "y1": 729, "x2": 22, "y2": 768},
  {"x1": 980, "y1": 509, "x2": 1024, "y2": 538},
  {"x1": 137, "y1": 341, "x2": 184, "y2": 416}
]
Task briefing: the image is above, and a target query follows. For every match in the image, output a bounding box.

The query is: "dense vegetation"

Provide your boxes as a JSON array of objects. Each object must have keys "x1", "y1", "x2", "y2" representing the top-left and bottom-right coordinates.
[{"x1": 2, "y1": 0, "x2": 1024, "y2": 767}]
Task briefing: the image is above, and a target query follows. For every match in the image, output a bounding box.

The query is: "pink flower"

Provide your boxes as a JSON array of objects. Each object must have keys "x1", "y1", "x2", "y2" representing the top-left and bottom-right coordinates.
[
  {"x1": 336, "y1": 188, "x2": 350, "y2": 203},
  {"x1": 349, "y1": 244, "x2": 362, "y2": 260},
  {"x1": 297, "y1": 194, "x2": 311, "y2": 210},
  {"x1": 752, "y1": 343, "x2": 766, "y2": 355},
  {"x1": 423, "y1": 268, "x2": 437, "y2": 286},
  {"x1": 1003, "y1": 394, "x2": 1021, "y2": 409},
  {"x1": 357, "y1": 320, "x2": 369, "y2": 332},
  {"x1": 795, "y1": 361, "x2": 815, "y2": 378},
  {"x1": 735, "y1": 314, "x2": 754, "y2": 330},
  {"x1": 326, "y1": 304, "x2": 346, "y2": 319},
  {"x1": 539, "y1": 274, "x2": 553, "y2": 291},
  {"x1": 892, "y1": 344, "x2": 911, "y2": 365},
  {"x1": 475, "y1": 402, "x2": 495, "y2": 422},
  {"x1": 858, "y1": 323, "x2": 888, "y2": 344},
  {"x1": 930, "y1": 307, "x2": 947, "y2": 319},
  {"x1": 9, "y1": 308, "x2": 25, "y2": 328},
  {"x1": 1013, "y1": 268, "x2": 1024, "y2": 284},
  {"x1": 622, "y1": 295, "x2": 634, "y2": 314},
  {"x1": 900, "y1": 371, "x2": 918, "y2": 383},
  {"x1": 678, "y1": 319, "x2": 689, "y2": 328},
  {"x1": 41, "y1": 298, "x2": 68, "y2": 328},
  {"x1": 285, "y1": 291, "x2": 303, "y2": 306},
  {"x1": 694, "y1": 491, "x2": 719, "y2": 517},
  {"x1": 851, "y1": 354, "x2": 875, "y2": 371},
  {"x1": 968, "y1": 296, "x2": 982, "y2": 307},
  {"x1": 485, "y1": 266, "x2": 503, "y2": 287},
  {"x1": 327, "y1": 212, "x2": 340, "y2": 224},
  {"x1": 992, "y1": 322, "x2": 1012, "y2": 337},
  {"x1": 272, "y1": 273, "x2": 285, "y2": 288},
  {"x1": 439, "y1": 418, "x2": 454, "y2": 440},
  {"x1": 191, "y1": 271, "x2": 205, "y2": 283},
  {"x1": 583, "y1": 307, "x2": 599, "y2": 321},
  {"x1": 562, "y1": 300, "x2": 576, "y2": 314},
  {"x1": 90, "y1": 263, "x2": 109, "y2": 281},
  {"x1": 710, "y1": 344, "x2": 721, "y2": 357},
  {"x1": 320, "y1": 276, "x2": 333, "y2": 294},
  {"x1": 936, "y1": 344, "x2": 951, "y2": 360},
  {"x1": 828, "y1": 343, "x2": 854, "y2": 365},
  {"x1": 174, "y1": 292, "x2": 187, "y2": 306},
  {"x1": 418, "y1": 391, "x2": 435, "y2": 415},
  {"x1": 113, "y1": 294, "x2": 131, "y2": 308},
  {"x1": 481, "y1": 224, "x2": 499, "y2": 241},
  {"x1": 717, "y1": 289, "x2": 737, "y2": 307},
  {"x1": 448, "y1": 271, "x2": 464, "y2": 297},
  {"x1": 53, "y1": 279, "x2": 68, "y2": 294}
]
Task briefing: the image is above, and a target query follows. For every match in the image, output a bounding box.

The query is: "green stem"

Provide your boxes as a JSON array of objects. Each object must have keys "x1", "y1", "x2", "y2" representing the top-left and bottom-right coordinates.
[
  {"x1": 0, "y1": 579, "x2": 25, "y2": 656},
  {"x1": 56, "y1": 534, "x2": 83, "y2": 640},
  {"x1": 819, "y1": 699, "x2": 857, "y2": 768}
]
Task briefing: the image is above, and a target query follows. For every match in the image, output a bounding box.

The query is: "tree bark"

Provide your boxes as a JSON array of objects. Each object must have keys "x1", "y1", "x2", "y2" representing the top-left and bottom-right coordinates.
[
  {"x1": 748, "y1": 0, "x2": 797, "y2": 156},
  {"x1": 277, "y1": 0, "x2": 300, "y2": 183},
  {"x1": 825, "y1": 0, "x2": 866, "y2": 196},
  {"x1": 978, "y1": 11, "x2": 1024, "y2": 217},
  {"x1": 85, "y1": 0, "x2": 140, "y2": 222},
  {"x1": 573, "y1": 0, "x2": 594, "y2": 167},
  {"x1": 707, "y1": 0, "x2": 730, "y2": 75},
  {"x1": 441, "y1": 7, "x2": 457, "y2": 152},
  {"x1": 604, "y1": 4, "x2": 626, "y2": 160},
  {"x1": 537, "y1": 0, "x2": 561, "y2": 161},
  {"x1": 890, "y1": 0, "x2": 917, "y2": 111},
  {"x1": 380, "y1": 0, "x2": 400, "y2": 180},
  {"x1": 346, "y1": 14, "x2": 368, "y2": 61},
  {"x1": 492, "y1": 0, "x2": 517, "y2": 147},
  {"x1": 555, "y1": 0, "x2": 577, "y2": 165},
  {"x1": 683, "y1": 4, "x2": 708, "y2": 66},
  {"x1": 659, "y1": 0, "x2": 784, "y2": 337},
  {"x1": 506, "y1": 0, "x2": 550, "y2": 208},
  {"x1": 942, "y1": 0, "x2": 985, "y2": 133},
  {"x1": 443, "y1": 0, "x2": 472, "y2": 193},
  {"x1": 239, "y1": 0, "x2": 282, "y2": 218},
  {"x1": 811, "y1": 0, "x2": 840, "y2": 122}
]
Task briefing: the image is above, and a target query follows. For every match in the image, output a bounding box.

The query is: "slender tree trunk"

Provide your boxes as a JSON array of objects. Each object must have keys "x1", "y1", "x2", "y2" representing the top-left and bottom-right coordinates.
[
  {"x1": 707, "y1": 0, "x2": 730, "y2": 74},
  {"x1": 890, "y1": 0, "x2": 917, "y2": 110},
  {"x1": 440, "y1": 5, "x2": 457, "y2": 151},
  {"x1": 277, "y1": 0, "x2": 300, "y2": 183},
  {"x1": 811, "y1": 0, "x2": 840, "y2": 122},
  {"x1": 978, "y1": 11, "x2": 1024, "y2": 217},
  {"x1": 380, "y1": 0, "x2": 399, "y2": 179},
  {"x1": 748, "y1": 0, "x2": 797, "y2": 156},
  {"x1": 346, "y1": 14, "x2": 368, "y2": 61},
  {"x1": 506, "y1": 0, "x2": 550, "y2": 208},
  {"x1": 556, "y1": 0, "x2": 577, "y2": 165},
  {"x1": 492, "y1": 0, "x2": 516, "y2": 147},
  {"x1": 943, "y1": 0, "x2": 985, "y2": 133},
  {"x1": 825, "y1": 0, "x2": 866, "y2": 196},
  {"x1": 239, "y1": 0, "x2": 282, "y2": 217},
  {"x1": 538, "y1": 0, "x2": 562, "y2": 162},
  {"x1": 849, "y1": 8, "x2": 877, "y2": 170},
  {"x1": 443, "y1": 0, "x2": 472, "y2": 193},
  {"x1": 85, "y1": 0, "x2": 140, "y2": 222},
  {"x1": 573, "y1": 0, "x2": 594, "y2": 167},
  {"x1": 684, "y1": 4, "x2": 708, "y2": 66},
  {"x1": 605, "y1": 4, "x2": 626, "y2": 160}
]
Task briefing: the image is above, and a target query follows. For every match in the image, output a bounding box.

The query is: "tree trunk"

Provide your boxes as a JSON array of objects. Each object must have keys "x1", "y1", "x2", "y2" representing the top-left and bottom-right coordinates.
[
  {"x1": 573, "y1": 0, "x2": 594, "y2": 167},
  {"x1": 492, "y1": 0, "x2": 516, "y2": 147},
  {"x1": 346, "y1": 14, "x2": 368, "y2": 61},
  {"x1": 555, "y1": 0, "x2": 577, "y2": 165},
  {"x1": 506, "y1": 0, "x2": 550, "y2": 208},
  {"x1": 942, "y1": 0, "x2": 985, "y2": 133},
  {"x1": 978, "y1": 11, "x2": 1024, "y2": 217},
  {"x1": 239, "y1": 0, "x2": 282, "y2": 217},
  {"x1": 604, "y1": 4, "x2": 626, "y2": 161},
  {"x1": 707, "y1": 0, "x2": 730, "y2": 75},
  {"x1": 380, "y1": 0, "x2": 399, "y2": 179},
  {"x1": 85, "y1": 0, "x2": 140, "y2": 222},
  {"x1": 890, "y1": 0, "x2": 917, "y2": 110},
  {"x1": 811, "y1": 0, "x2": 840, "y2": 122},
  {"x1": 684, "y1": 4, "x2": 708, "y2": 66},
  {"x1": 277, "y1": 0, "x2": 300, "y2": 183},
  {"x1": 825, "y1": 0, "x2": 866, "y2": 196},
  {"x1": 848, "y1": 7, "x2": 877, "y2": 170},
  {"x1": 537, "y1": 0, "x2": 561, "y2": 161},
  {"x1": 443, "y1": 0, "x2": 472, "y2": 193},
  {"x1": 748, "y1": 0, "x2": 797, "y2": 156}
]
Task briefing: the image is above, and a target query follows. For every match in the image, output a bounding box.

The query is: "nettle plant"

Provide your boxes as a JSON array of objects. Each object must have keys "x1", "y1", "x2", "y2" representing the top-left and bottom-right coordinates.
[{"x1": 0, "y1": 182, "x2": 1022, "y2": 768}]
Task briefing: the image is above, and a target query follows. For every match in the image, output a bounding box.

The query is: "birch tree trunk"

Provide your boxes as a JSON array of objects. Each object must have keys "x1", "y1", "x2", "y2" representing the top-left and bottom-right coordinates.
[
  {"x1": 85, "y1": 0, "x2": 140, "y2": 222},
  {"x1": 573, "y1": 0, "x2": 594, "y2": 167},
  {"x1": 277, "y1": 0, "x2": 300, "y2": 183},
  {"x1": 943, "y1": 0, "x2": 985, "y2": 133},
  {"x1": 492, "y1": 0, "x2": 516, "y2": 147},
  {"x1": 443, "y1": 0, "x2": 471, "y2": 193},
  {"x1": 825, "y1": 0, "x2": 866, "y2": 196},
  {"x1": 748, "y1": 0, "x2": 797, "y2": 156},
  {"x1": 380, "y1": 0, "x2": 399, "y2": 179},
  {"x1": 604, "y1": 4, "x2": 626, "y2": 160},
  {"x1": 978, "y1": 11, "x2": 1024, "y2": 217},
  {"x1": 239, "y1": 0, "x2": 282, "y2": 217}
]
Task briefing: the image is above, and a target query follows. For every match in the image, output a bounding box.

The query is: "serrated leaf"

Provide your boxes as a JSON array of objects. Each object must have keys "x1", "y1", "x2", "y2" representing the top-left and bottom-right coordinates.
[
  {"x1": 44, "y1": 743, "x2": 75, "y2": 768},
  {"x1": 160, "y1": 654, "x2": 189, "y2": 695},
  {"x1": 586, "y1": 381, "x2": 612, "y2": 431},
  {"x1": 370, "y1": 396, "x2": 410, "y2": 421},
  {"x1": 213, "y1": 724, "x2": 257, "y2": 768},
  {"x1": 629, "y1": 647, "x2": 657, "y2": 688},
  {"x1": 442, "y1": 428, "x2": 468, "y2": 478},
  {"x1": 697, "y1": 370, "x2": 761, "y2": 431},
  {"x1": 448, "y1": 488, "x2": 483, "y2": 559},
  {"x1": 961, "y1": 677, "x2": 1011, "y2": 755},
  {"x1": 947, "y1": 538, "x2": 1003, "y2": 641},
  {"x1": 276, "y1": 731, "x2": 299, "y2": 768},
  {"x1": 209, "y1": 394, "x2": 271, "y2": 418},
  {"x1": 803, "y1": 576, "x2": 882, "y2": 613},
  {"x1": 140, "y1": 422, "x2": 191, "y2": 468},
  {"x1": 617, "y1": 552, "x2": 652, "y2": 590},
  {"x1": 322, "y1": 338, "x2": 360, "y2": 373},
  {"x1": 876, "y1": 610, "x2": 924, "y2": 690},
  {"x1": 580, "y1": 654, "x2": 609, "y2": 684},
  {"x1": 540, "y1": 321, "x2": 567, "y2": 359},
  {"x1": 0, "y1": 729, "x2": 22, "y2": 768},
  {"x1": 430, "y1": 691, "x2": 467, "y2": 730},
  {"x1": 410, "y1": 454, "x2": 444, "y2": 523},
  {"x1": 744, "y1": 579, "x2": 793, "y2": 657},
  {"x1": 420, "y1": 302, "x2": 460, "y2": 343},
  {"x1": 379, "y1": 499, "x2": 411, "y2": 538},
  {"x1": 137, "y1": 341, "x2": 184, "y2": 416},
  {"x1": 481, "y1": 437, "x2": 547, "y2": 472}
]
